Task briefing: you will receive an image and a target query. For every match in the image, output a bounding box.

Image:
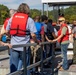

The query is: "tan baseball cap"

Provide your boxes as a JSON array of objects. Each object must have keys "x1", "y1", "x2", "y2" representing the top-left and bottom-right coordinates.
[{"x1": 58, "y1": 17, "x2": 65, "y2": 21}]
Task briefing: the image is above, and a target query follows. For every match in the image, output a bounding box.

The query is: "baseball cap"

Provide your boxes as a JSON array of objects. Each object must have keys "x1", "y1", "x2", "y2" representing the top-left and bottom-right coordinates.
[{"x1": 58, "y1": 17, "x2": 65, "y2": 21}]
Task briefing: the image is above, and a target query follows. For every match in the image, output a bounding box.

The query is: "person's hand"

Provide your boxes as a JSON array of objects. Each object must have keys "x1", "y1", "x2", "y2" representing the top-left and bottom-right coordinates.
[
  {"x1": 52, "y1": 39, "x2": 56, "y2": 43},
  {"x1": 3, "y1": 43, "x2": 12, "y2": 48},
  {"x1": 48, "y1": 40, "x2": 53, "y2": 42}
]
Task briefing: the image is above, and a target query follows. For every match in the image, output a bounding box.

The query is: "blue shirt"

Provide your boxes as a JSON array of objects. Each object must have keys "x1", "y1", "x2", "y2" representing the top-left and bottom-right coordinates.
[{"x1": 35, "y1": 22, "x2": 43, "y2": 40}]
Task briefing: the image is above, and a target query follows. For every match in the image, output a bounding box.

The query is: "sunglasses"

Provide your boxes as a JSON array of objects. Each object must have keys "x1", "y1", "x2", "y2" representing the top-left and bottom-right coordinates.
[{"x1": 59, "y1": 20, "x2": 63, "y2": 22}]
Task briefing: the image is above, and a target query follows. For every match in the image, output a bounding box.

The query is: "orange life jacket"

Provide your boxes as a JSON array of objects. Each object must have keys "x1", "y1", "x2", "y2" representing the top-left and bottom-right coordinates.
[
  {"x1": 10, "y1": 13, "x2": 29, "y2": 36},
  {"x1": 4, "y1": 18, "x2": 10, "y2": 29},
  {"x1": 58, "y1": 23, "x2": 69, "y2": 43}
]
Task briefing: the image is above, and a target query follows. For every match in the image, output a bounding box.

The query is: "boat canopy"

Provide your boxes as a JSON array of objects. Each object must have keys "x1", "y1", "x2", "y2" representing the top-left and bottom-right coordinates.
[{"x1": 41, "y1": 0, "x2": 76, "y2": 6}]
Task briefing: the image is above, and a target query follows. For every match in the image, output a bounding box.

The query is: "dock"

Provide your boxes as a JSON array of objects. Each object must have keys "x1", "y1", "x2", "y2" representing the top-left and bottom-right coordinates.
[{"x1": 0, "y1": 50, "x2": 76, "y2": 75}]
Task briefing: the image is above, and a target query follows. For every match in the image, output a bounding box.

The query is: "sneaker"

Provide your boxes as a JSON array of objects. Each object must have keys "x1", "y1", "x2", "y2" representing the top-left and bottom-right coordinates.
[
  {"x1": 59, "y1": 67, "x2": 68, "y2": 71},
  {"x1": 59, "y1": 67, "x2": 64, "y2": 71}
]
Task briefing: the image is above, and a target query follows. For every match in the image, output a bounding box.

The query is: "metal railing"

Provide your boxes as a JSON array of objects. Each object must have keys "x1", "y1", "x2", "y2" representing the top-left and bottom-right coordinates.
[{"x1": 0, "y1": 42, "x2": 55, "y2": 75}]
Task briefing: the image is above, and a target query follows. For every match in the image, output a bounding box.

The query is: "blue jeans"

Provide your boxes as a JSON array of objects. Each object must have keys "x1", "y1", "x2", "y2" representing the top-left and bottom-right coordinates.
[
  {"x1": 61, "y1": 43, "x2": 69, "y2": 70},
  {"x1": 48, "y1": 44, "x2": 53, "y2": 57},
  {"x1": 10, "y1": 47, "x2": 31, "y2": 75},
  {"x1": 10, "y1": 49, "x2": 23, "y2": 70},
  {"x1": 44, "y1": 44, "x2": 53, "y2": 60},
  {"x1": 17, "y1": 59, "x2": 23, "y2": 70}
]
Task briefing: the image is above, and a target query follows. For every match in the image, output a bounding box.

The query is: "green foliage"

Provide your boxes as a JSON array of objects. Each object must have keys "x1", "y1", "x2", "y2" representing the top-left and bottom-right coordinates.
[
  {"x1": 64, "y1": 6, "x2": 76, "y2": 23},
  {"x1": 0, "y1": 4, "x2": 9, "y2": 25},
  {"x1": 30, "y1": 9, "x2": 41, "y2": 19},
  {"x1": 48, "y1": 11, "x2": 53, "y2": 19},
  {"x1": 0, "y1": 4, "x2": 76, "y2": 24}
]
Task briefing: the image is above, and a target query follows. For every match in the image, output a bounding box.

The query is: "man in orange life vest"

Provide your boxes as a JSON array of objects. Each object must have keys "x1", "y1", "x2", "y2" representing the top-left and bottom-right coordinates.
[
  {"x1": 50, "y1": 17, "x2": 69, "y2": 70},
  {"x1": 2, "y1": 3, "x2": 38, "y2": 75}
]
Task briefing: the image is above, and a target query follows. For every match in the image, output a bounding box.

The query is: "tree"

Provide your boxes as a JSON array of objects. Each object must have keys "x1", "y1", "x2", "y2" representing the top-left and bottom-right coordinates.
[
  {"x1": 30, "y1": 9, "x2": 41, "y2": 19},
  {"x1": 64, "y1": 6, "x2": 76, "y2": 23},
  {"x1": 0, "y1": 4, "x2": 9, "y2": 25}
]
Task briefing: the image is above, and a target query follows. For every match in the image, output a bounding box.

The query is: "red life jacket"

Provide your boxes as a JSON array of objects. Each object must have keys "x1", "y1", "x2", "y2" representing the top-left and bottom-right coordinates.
[
  {"x1": 58, "y1": 23, "x2": 69, "y2": 43},
  {"x1": 4, "y1": 18, "x2": 10, "y2": 29},
  {"x1": 10, "y1": 13, "x2": 28, "y2": 36}
]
